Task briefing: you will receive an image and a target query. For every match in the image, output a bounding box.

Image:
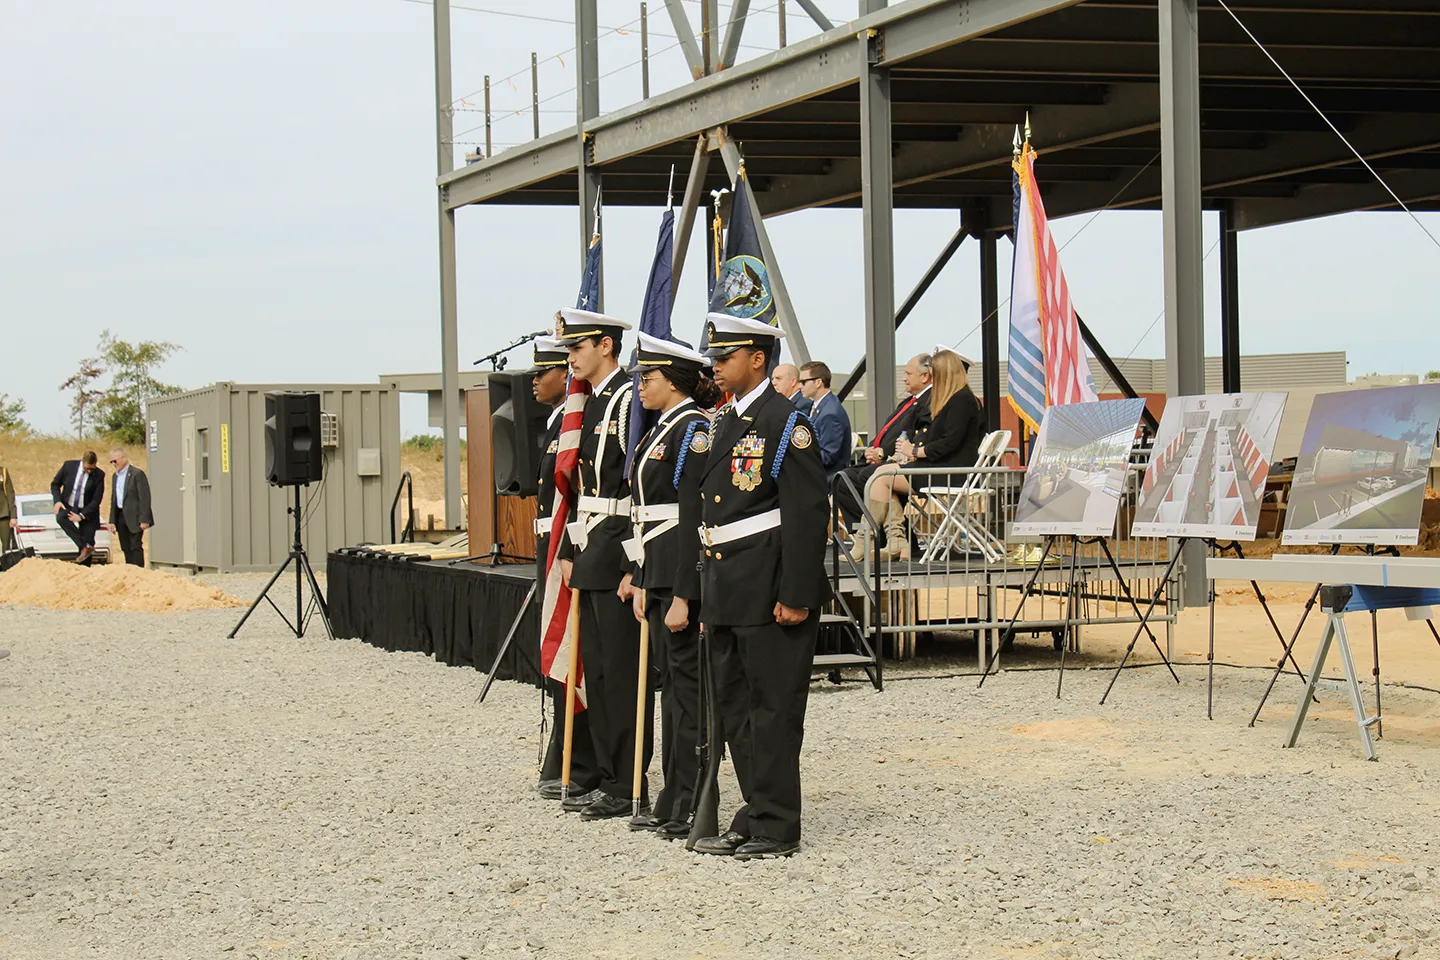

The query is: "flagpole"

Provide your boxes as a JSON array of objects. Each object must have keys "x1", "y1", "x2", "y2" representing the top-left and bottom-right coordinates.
[
  {"x1": 560, "y1": 587, "x2": 582, "y2": 801},
  {"x1": 591, "y1": 189, "x2": 602, "y2": 241},
  {"x1": 666, "y1": 164, "x2": 675, "y2": 211},
  {"x1": 631, "y1": 591, "x2": 650, "y2": 821}
]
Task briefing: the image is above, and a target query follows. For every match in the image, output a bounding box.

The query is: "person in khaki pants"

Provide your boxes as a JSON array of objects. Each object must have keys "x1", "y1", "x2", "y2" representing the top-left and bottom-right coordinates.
[{"x1": 0, "y1": 462, "x2": 16, "y2": 554}]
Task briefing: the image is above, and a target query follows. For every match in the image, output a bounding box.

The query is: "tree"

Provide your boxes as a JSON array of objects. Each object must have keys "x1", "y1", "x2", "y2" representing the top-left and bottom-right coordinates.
[
  {"x1": 0, "y1": 393, "x2": 31, "y2": 434},
  {"x1": 93, "y1": 330, "x2": 183, "y2": 445},
  {"x1": 60, "y1": 358, "x2": 106, "y2": 437},
  {"x1": 1428, "y1": 370, "x2": 1440, "y2": 382}
]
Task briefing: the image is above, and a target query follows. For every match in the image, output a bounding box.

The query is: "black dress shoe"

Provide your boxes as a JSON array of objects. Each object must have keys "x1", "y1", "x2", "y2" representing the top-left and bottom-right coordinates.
[
  {"x1": 560, "y1": 788, "x2": 605, "y2": 813},
  {"x1": 734, "y1": 836, "x2": 799, "y2": 860},
  {"x1": 628, "y1": 812, "x2": 666, "y2": 832},
  {"x1": 654, "y1": 819, "x2": 691, "y2": 841},
  {"x1": 579, "y1": 794, "x2": 636, "y2": 821},
  {"x1": 537, "y1": 779, "x2": 564, "y2": 800},
  {"x1": 692, "y1": 830, "x2": 748, "y2": 856}
]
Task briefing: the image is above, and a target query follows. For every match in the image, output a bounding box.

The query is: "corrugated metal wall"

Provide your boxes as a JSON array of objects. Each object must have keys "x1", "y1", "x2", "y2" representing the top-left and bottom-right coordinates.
[{"x1": 148, "y1": 383, "x2": 399, "y2": 572}]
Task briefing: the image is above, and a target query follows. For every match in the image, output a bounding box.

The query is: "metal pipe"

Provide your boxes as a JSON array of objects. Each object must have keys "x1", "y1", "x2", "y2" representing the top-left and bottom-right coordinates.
[
  {"x1": 483, "y1": 75, "x2": 491, "y2": 157},
  {"x1": 531, "y1": 52, "x2": 540, "y2": 140},
  {"x1": 641, "y1": 3, "x2": 650, "y2": 99},
  {"x1": 778, "y1": 0, "x2": 786, "y2": 47},
  {"x1": 1220, "y1": 200, "x2": 1242, "y2": 392}
]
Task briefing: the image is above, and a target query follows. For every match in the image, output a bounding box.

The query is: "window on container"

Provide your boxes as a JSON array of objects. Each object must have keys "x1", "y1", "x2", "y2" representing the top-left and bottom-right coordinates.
[{"x1": 198, "y1": 429, "x2": 211, "y2": 483}]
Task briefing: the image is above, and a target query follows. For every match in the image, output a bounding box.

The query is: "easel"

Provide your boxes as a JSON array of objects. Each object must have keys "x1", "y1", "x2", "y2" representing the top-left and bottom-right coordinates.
[
  {"x1": 1203, "y1": 539, "x2": 1309, "y2": 719},
  {"x1": 978, "y1": 534, "x2": 1179, "y2": 698},
  {"x1": 475, "y1": 581, "x2": 539, "y2": 705}
]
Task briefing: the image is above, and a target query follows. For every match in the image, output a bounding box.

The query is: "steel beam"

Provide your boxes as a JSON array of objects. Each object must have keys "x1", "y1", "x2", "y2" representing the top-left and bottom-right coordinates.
[
  {"x1": 757, "y1": 81, "x2": 1159, "y2": 215},
  {"x1": 718, "y1": 0, "x2": 751, "y2": 71},
  {"x1": 1219, "y1": 200, "x2": 1241, "y2": 393},
  {"x1": 1160, "y1": 0, "x2": 1206, "y2": 609},
  {"x1": 970, "y1": 209, "x2": 1002, "y2": 430},
  {"x1": 860, "y1": 26, "x2": 896, "y2": 431},
  {"x1": 577, "y1": 0, "x2": 603, "y2": 305},
  {"x1": 671, "y1": 136, "x2": 711, "y2": 306},
  {"x1": 1232, "y1": 168, "x2": 1440, "y2": 230},
  {"x1": 793, "y1": 0, "x2": 834, "y2": 32},
  {"x1": 836, "y1": 223, "x2": 968, "y2": 403},
  {"x1": 717, "y1": 133, "x2": 810, "y2": 365},
  {"x1": 664, "y1": 0, "x2": 705, "y2": 79},
  {"x1": 432, "y1": 0, "x2": 463, "y2": 528}
]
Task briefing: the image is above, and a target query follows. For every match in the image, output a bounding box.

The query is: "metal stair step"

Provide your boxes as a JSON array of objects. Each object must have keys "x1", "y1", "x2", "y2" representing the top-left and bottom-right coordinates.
[
  {"x1": 813, "y1": 653, "x2": 875, "y2": 667},
  {"x1": 818, "y1": 613, "x2": 852, "y2": 624}
]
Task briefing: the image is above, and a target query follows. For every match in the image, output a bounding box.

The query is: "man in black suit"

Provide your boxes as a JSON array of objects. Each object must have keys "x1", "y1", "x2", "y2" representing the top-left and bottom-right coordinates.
[
  {"x1": 835, "y1": 352, "x2": 933, "y2": 535},
  {"x1": 106, "y1": 447, "x2": 154, "y2": 567},
  {"x1": 51, "y1": 450, "x2": 105, "y2": 563}
]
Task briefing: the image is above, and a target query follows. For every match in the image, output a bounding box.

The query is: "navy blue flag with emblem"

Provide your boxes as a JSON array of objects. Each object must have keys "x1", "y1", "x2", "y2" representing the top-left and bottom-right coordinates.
[
  {"x1": 708, "y1": 173, "x2": 777, "y2": 327},
  {"x1": 575, "y1": 234, "x2": 602, "y2": 310},
  {"x1": 624, "y1": 208, "x2": 675, "y2": 473}
]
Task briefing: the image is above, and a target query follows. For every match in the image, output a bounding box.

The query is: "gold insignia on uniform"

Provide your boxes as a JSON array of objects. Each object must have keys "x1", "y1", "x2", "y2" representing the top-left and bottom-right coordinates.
[
  {"x1": 790, "y1": 424, "x2": 813, "y2": 449},
  {"x1": 690, "y1": 431, "x2": 710, "y2": 454},
  {"x1": 733, "y1": 434, "x2": 766, "y2": 458}
]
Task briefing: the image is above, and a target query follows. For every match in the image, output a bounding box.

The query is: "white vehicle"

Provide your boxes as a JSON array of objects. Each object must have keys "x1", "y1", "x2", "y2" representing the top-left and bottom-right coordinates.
[{"x1": 12, "y1": 494, "x2": 112, "y2": 563}]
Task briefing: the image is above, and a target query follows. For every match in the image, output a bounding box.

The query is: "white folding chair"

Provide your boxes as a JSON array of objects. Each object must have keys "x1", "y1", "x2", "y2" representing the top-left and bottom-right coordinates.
[{"x1": 918, "y1": 430, "x2": 1012, "y2": 563}]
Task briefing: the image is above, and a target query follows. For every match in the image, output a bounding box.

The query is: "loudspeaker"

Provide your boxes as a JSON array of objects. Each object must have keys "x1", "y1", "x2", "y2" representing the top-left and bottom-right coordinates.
[
  {"x1": 265, "y1": 391, "x2": 322, "y2": 486},
  {"x1": 488, "y1": 374, "x2": 550, "y2": 496}
]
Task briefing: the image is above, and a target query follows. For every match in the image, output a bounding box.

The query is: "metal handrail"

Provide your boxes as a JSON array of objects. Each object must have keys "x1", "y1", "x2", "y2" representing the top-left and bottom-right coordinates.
[{"x1": 389, "y1": 471, "x2": 415, "y2": 544}]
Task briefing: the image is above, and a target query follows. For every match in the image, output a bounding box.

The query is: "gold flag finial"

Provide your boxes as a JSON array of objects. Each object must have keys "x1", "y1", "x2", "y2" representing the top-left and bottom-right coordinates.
[
  {"x1": 1023, "y1": 111, "x2": 1032, "y2": 148},
  {"x1": 1013, "y1": 125, "x2": 1022, "y2": 157}
]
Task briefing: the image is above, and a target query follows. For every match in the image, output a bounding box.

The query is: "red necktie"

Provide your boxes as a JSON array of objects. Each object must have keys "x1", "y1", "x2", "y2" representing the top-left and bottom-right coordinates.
[{"x1": 872, "y1": 396, "x2": 916, "y2": 448}]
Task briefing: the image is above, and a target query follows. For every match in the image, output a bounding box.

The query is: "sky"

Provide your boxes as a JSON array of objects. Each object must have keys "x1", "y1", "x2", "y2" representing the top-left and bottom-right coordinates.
[{"x1": 3, "y1": 0, "x2": 1437, "y2": 438}]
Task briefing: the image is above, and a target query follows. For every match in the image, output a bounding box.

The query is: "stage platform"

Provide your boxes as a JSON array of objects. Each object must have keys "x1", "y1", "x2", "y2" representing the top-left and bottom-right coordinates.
[{"x1": 327, "y1": 551, "x2": 542, "y2": 687}]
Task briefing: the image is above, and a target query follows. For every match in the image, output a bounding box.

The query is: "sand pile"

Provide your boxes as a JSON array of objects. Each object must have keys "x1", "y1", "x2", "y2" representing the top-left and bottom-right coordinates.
[{"x1": 0, "y1": 557, "x2": 242, "y2": 612}]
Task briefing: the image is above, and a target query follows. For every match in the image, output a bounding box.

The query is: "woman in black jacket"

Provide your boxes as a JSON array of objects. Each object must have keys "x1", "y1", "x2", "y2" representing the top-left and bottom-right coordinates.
[
  {"x1": 622, "y1": 333, "x2": 720, "y2": 838},
  {"x1": 864, "y1": 348, "x2": 984, "y2": 560}
]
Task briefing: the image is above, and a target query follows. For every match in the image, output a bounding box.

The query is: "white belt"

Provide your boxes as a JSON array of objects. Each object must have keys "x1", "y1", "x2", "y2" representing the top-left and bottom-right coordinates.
[
  {"x1": 699, "y1": 508, "x2": 782, "y2": 548},
  {"x1": 623, "y1": 503, "x2": 682, "y2": 566},
  {"x1": 534, "y1": 518, "x2": 553, "y2": 536},
  {"x1": 568, "y1": 495, "x2": 633, "y2": 551}
]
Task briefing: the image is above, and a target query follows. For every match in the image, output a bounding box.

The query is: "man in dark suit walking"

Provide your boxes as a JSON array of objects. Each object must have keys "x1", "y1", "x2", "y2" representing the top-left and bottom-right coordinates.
[
  {"x1": 106, "y1": 447, "x2": 153, "y2": 567},
  {"x1": 51, "y1": 451, "x2": 105, "y2": 564}
]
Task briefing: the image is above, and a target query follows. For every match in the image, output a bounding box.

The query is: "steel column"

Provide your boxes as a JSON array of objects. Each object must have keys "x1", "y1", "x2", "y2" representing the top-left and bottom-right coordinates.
[
  {"x1": 860, "y1": 27, "x2": 896, "y2": 432},
  {"x1": 1220, "y1": 200, "x2": 1242, "y2": 393},
  {"x1": 978, "y1": 226, "x2": 1001, "y2": 431},
  {"x1": 794, "y1": 0, "x2": 835, "y2": 31},
  {"x1": 718, "y1": 134, "x2": 810, "y2": 364},
  {"x1": 671, "y1": 136, "x2": 711, "y2": 305},
  {"x1": 1160, "y1": 0, "x2": 1206, "y2": 607},
  {"x1": 577, "y1": 0, "x2": 603, "y2": 304},
  {"x1": 718, "y1": 0, "x2": 751, "y2": 71},
  {"x1": 432, "y1": 0, "x2": 463, "y2": 527},
  {"x1": 663, "y1": 0, "x2": 705, "y2": 79}
]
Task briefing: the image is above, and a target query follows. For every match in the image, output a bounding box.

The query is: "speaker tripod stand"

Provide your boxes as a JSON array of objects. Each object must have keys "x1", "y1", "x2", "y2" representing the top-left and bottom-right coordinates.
[{"x1": 229, "y1": 485, "x2": 333, "y2": 641}]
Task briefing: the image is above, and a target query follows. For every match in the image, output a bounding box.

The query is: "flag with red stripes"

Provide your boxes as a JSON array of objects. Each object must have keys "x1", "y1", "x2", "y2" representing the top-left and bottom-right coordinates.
[{"x1": 539, "y1": 367, "x2": 590, "y2": 707}]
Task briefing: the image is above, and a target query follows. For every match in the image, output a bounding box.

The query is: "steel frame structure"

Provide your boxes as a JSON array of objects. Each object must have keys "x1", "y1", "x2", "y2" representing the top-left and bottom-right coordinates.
[{"x1": 429, "y1": 0, "x2": 1440, "y2": 604}]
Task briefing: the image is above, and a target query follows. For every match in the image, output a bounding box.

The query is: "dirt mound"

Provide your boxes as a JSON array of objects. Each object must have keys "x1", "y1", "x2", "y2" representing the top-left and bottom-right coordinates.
[{"x1": 0, "y1": 557, "x2": 242, "y2": 612}]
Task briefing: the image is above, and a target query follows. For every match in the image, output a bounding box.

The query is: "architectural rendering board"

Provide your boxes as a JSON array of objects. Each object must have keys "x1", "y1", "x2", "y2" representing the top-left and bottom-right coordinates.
[
  {"x1": 1283, "y1": 383, "x2": 1440, "y2": 546},
  {"x1": 1013, "y1": 398, "x2": 1148, "y2": 537},
  {"x1": 1132, "y1": 392, "x2": 1287, "y2": 540}
]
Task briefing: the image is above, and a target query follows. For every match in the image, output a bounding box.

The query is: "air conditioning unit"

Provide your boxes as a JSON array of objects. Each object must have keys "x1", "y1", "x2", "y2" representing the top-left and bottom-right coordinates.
[{"x1": 320, "y1": 411, "x2": 339, "y2": 448}]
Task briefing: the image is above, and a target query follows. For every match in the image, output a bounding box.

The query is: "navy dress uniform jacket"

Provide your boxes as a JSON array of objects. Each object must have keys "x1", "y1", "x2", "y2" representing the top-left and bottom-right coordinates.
[
  {"x1": 558, "y1": 371, "x2": 635, "y2": 591},
  {"x1": 699, "y1": 384, "x2": 831, "y2": 626},
  {"x1": 629, "y1": 403, "x2": 711, "y2": 601}
]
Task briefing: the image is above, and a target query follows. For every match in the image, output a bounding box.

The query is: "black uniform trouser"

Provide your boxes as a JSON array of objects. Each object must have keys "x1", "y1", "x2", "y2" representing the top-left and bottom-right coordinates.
[
  {"x1": 834, "y1": 463, "x2": 880, "y2": 527},
  {"x1": 710, "y1": 614, "x2": 819, "y2": 844},
  {"x1": 646, "y1": 589, "x2": 701, "y2": 824},
  {"x1": 113, "y1": 509, "x2": 144, "y2": 566},
  {"x1": 539, "y1": 677, "x2": 600, "y2": 791},
  {"x1": 578, "y1": 588, "x2": 652, "y2": 802},
  {"x1": 57, "y1": 511, "x2": 99, "y2": 552}
]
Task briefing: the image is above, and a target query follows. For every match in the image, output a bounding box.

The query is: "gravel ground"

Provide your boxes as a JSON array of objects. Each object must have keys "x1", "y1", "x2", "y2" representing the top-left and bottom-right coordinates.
[{"x1": 3, "y1": 572, "x2": 1439, "y2": 960}]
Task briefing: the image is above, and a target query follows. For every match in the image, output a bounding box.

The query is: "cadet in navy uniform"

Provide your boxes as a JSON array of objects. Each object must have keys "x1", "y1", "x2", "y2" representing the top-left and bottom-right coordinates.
[
  {"x1": 622, "y1": 333, "x2": 719, "y2": 839},
  {"x1": 526, "y1": 335, "x2": 600, "y2": 802},
  {"x1": 555, "y1": 308, "x2": 650, "y2": 821},
  {"x1": 692, "y1": 313, "x2": 830, "y2": 860}
]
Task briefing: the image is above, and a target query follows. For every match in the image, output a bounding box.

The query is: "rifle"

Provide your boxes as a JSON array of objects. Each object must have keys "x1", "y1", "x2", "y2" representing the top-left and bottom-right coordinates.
[{"x1": 686, "y1": 617, "x2": 723, "y2": 850}]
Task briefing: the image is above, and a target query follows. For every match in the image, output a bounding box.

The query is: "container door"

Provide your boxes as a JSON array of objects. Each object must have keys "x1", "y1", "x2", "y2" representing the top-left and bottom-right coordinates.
[{"x1": 181, "y1": 413, "x2": 198, "y2": 565}]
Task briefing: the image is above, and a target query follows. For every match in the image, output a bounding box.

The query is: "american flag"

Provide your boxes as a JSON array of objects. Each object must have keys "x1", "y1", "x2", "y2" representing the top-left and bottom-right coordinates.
[
  {"x1": 1008, "y1": 144, "x2": 1096, "y2": 430},
  {"x1": 539, "y1": 234, "x2": 602, "y2": 707}
]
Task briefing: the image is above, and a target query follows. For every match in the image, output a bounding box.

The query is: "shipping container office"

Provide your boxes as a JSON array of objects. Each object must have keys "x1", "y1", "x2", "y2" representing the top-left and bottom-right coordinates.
[{"x1": 146, "y1": 383, "x2": 400, "y2": 572}]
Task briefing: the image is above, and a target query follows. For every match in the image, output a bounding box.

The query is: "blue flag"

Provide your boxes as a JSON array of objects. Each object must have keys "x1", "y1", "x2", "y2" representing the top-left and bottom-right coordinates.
[
  {"x1": 708, "y1": 174, "x2": 777, "y2": 327},
  {"x1": 624, "y1": 208, "x2": 675, "y2": 473},
  {"x1": 575, "y1": 234, "x2": 602, "y2": 310}
]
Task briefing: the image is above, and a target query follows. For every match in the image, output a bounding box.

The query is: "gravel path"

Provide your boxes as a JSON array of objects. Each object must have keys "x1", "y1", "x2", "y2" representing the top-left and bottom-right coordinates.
[{"x1": 2, "y1": 572, "x2": 1438, "y2": 960}]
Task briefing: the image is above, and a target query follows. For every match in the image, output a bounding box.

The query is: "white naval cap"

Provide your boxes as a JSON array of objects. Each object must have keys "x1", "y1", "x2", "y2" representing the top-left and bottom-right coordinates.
[
  {"x1": 520, "y1": 335, "x2": 570, "y2": 375},
  {"x1": 701, "y1": 312, "x2": 786, "y2": 358},
  {"x1": 629, "y1": 331, "x2": 712, "y2": 373},
  {"x1": 932, "y1": 344, "x2": 975, "y2": 370},
  {"x1": 556, "y1": 308, "x2": 634, "y2": 343}
]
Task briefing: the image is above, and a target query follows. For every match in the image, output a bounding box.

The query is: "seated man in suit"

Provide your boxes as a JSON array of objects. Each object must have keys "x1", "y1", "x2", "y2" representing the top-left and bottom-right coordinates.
[
  {"x1": 798, "y1": 361, "x2": 853, "y2": 482},
  {"x1": 107, "y1": 447, "x2": 154, "y2": 567},
  {"x1": 770, "y1": 363, "x2": 807, "y2": 409},
  {"x1": 51, "y1": 451, "x2": 105, "y2": 564}
]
